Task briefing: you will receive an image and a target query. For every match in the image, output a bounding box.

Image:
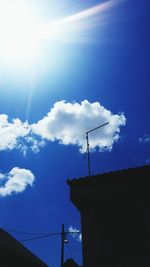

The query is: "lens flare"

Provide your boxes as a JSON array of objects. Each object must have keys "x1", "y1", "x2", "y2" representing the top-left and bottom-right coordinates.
[{"x1": 40, "y1": 0, "x2": 123, "y2": 43}]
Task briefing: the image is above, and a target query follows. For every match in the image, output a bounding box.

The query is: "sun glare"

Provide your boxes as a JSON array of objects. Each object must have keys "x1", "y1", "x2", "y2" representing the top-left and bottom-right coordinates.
[
  {"x1": 0, "y1": 2, "x2": 38, "y2": 65},
  {"x1": 0, "y1": 0, "x2": 122, "y2": 70}
]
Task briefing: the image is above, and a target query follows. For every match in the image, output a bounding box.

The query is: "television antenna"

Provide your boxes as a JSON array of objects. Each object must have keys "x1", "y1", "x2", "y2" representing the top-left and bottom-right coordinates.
[{"x1": 85, "y1": 122, "x2": 109, "y2": 176}]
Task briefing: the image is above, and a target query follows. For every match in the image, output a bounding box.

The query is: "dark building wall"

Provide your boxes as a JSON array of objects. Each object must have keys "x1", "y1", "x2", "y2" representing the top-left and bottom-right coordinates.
[{"x1": 68, "y1": 165, "x2": 150, "y2": 267}]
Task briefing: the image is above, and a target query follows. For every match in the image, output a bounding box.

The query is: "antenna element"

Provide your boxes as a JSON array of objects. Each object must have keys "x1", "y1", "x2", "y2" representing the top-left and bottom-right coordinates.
[{"x1": 86, "y1": 122, "x2": 109, "y2": 176}]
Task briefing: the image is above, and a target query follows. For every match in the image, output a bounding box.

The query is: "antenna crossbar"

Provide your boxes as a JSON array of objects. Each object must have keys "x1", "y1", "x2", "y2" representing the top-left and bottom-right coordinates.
[{"x1": 86, "y1": 122, "x2": 109, "y2": 134}]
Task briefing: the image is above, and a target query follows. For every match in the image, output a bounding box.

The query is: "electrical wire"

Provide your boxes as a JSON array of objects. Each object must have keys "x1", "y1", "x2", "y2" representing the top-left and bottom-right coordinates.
[
  {"x1": 1, "y1": 225, "x2": 81, "y2": 264},
  {"x1": 2, "y1": 227, "x2": 48, "y2": 236},
  {"x1": 2, "y1": 227, "x2": 81, "y2": 236},
  {"x1": 1, "y1": 226, "x2": 81, "y2": 244},
  {"x1": 20, "y1": 231, "x2": 81, "y2": 243},
  {"x1": 20, "y1": 232, "x2": 61, "y2": 242}
]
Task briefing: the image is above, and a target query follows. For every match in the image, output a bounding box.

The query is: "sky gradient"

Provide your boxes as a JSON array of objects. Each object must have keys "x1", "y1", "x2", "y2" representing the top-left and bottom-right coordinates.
[{"x1": 0, "y1": 0, "x2": 149, "y2": 266}]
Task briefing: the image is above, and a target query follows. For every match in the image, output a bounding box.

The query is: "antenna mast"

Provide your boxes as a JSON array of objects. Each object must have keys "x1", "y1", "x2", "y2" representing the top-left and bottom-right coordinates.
[{"x1": 86, "y1": 122, "x2": 109, "y2": 176}]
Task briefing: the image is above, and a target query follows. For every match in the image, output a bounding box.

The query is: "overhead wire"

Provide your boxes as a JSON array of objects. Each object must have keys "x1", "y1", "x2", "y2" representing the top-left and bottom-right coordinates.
[
  {"x1": 1, "y1": 227, "x2": 81, "y2": 243},
  {"x1": 20, "y1": 231, "x2": 81, "y2": 243},
  {"x1": 20, "y1": 232, "x2": 61, "y2": 242},
  {"x1": 2, "y1": 227, "x2": 48, "y2": 236},
  {"x1": 2, "y1": 226, "x2": 81, "y2": 264}
]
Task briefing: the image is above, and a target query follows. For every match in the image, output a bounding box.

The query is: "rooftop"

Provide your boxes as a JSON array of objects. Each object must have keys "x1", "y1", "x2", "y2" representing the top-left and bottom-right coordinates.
[{"x1": 67, "y1": 165, "x2": 150, "y2": 186}]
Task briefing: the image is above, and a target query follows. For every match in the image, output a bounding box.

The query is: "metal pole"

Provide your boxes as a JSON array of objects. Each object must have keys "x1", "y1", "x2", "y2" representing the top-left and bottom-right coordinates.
[
  {"x1": 61, "y1": 224, "x2": 65, "y2": 267},
  {"x1": 86, "y1": 133, "x2": 91, "y2": 176},
  {"x1": 85, "y1": 122, "x2": 109, "y2": 177}
]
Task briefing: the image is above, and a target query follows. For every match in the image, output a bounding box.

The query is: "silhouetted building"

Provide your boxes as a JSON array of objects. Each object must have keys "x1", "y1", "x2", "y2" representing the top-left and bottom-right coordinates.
[
  {"x1": 67, "y1": 165, "x2": 150, "y2": 267},
  {"x1": 0, "y1": 228, "x2": 48, "y2": 266},
  {"x1": 63, "y1": 258, "x2": 80, "y2": 267}
]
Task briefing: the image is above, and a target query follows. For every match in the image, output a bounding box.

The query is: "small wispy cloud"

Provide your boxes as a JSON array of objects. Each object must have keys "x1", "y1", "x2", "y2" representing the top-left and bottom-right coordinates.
[
  {"x1": 0, "y1": 100, "x2": 126, "y2": 154},
  {"x1": 0, "y1": 167, "x2": 35, "y2": 197},
  {"x1": 0, "y1": 114, "x2": 45, "y2": 155},
  {"x1": 139, "y1": 135, "x2": 150, "y2": 165},
  {"x1": 20, "y1": 136, "x2": 46, "y2": 156},
  {"x1": 139, "y1": 135, "x2": 150, "y2": 144},
  {"x1": 0, "y1": 114, "x2": 30, "y2": 152},
  {"x1": 69, "y1": 225, "x2": 82, "y2": 242}
]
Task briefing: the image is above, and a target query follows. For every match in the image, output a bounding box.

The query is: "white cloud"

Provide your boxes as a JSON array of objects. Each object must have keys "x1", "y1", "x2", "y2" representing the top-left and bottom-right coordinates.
[
  {"x1": 0, "y1": 167, "x2": 35, "y2": 197},
  {"x1": 0, "y1": 100, "x2": 126, "y2": 154},
  {"x1": 0, "y1": 173, "x2": 5, "y2": 179},
  {"x1": 19, "y1": 136, "x2": 46, "y2": 156},
  {"x1": 32, "y1": 100, "x2": 126, "y2": 152},
  {"x1": 69, "y1": 225, "x2": 82, "y2": 242},
  {"x1": 0, "y1": 114, "x2": 30, "y2": 152},
  {"x1": 0, "y1": 114, "x2": 46, "y2": 155},
  {"x1": 139, "y1": 135, "x2": 150, "y2": 144}
]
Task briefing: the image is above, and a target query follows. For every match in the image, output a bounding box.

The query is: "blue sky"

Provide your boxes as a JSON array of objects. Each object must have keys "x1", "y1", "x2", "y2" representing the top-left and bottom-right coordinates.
[{"x1": 0, "y1": 0, "x2": 149, "y2": 266}]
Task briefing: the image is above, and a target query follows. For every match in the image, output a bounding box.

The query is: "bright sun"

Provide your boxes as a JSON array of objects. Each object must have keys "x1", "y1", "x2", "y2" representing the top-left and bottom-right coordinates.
[
  {"x1": 0, "y1": 0, "x2": 117, "y2": 70},
  {"x1": 0, "y1": 2, "x2": 38, "y2": 65}
]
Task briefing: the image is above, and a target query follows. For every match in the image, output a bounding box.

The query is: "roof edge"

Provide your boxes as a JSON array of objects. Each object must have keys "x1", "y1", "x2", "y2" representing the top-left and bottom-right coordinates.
[{"x1": 67, "y1": 165, "x2": 150, "y2": 186}]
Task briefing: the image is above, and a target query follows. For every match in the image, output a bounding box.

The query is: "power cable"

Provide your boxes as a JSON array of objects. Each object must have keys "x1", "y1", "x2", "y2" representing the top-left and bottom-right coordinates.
[
  {"x1": 20, "y1": 231, "x2": 81, "y2": 242},
  {"x1": 2, "y1": 227, "x2": 81, "y2": 236},
  {"x1": 1, "y1": 226, "x2": 81, "y2": 243},
  {"x1": 2, "y1": 227, "x2": 48, "y2": 236},
  {"x1": 20, "y1": 232, "x2": 61, "y2": 242}
]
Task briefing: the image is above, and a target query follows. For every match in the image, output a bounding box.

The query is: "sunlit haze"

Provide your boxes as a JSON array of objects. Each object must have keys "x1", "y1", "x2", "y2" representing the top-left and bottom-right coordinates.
[
  {"x1": 0, "y1": 2, "x2": 39, "y2": 65},
  {"x1": 0, "y1": 0, "x2": 121, "y2": 69}
]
